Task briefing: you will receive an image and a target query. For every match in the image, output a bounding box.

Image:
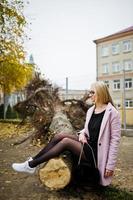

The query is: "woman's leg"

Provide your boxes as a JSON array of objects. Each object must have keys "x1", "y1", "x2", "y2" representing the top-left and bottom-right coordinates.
[
  {"x1": 29, "y1": 137, "x2": 86, "y2": 168},
  {"x1": 33, "y1": 132, "x2": 78, "y2": 160}
]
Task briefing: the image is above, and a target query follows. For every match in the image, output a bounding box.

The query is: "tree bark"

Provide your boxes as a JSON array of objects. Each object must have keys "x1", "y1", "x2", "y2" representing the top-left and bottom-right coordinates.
[{"x1": 38, "y1": 106, "x2": 75, "y2": 190}]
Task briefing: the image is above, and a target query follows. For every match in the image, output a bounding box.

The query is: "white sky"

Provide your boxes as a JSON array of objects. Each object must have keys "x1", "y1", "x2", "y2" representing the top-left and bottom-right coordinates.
[{"x1": 24, "y1": 0, "x2": 133, "y2": 90}]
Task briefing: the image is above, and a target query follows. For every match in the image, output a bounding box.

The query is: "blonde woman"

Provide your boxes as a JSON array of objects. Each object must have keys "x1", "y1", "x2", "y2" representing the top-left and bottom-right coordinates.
[
  {"x1": 12, "y1": 81, "x2": 121, "y2": 186},
  {"x1": 79, "y1": 81, "x2": 121, "y2": 186}
]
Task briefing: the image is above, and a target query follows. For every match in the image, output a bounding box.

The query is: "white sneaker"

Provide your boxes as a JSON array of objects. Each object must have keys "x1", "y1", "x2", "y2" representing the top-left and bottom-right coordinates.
[
  {"x1": 12, "y1": 160, "x2": 36, "y2": 174},
  {"x1": 27, "y1": 157, "x2": 33, "y2": 162}
]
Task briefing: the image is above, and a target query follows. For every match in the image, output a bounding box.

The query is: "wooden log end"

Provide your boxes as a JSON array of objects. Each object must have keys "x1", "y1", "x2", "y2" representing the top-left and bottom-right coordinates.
[{"x1": 39, "y1": 157, "x2": 72, "y2": 190}]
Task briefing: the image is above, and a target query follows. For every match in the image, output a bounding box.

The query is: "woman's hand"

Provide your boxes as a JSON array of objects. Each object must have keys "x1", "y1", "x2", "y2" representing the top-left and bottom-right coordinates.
[
  {"x1": 104, "y1": 169, "x2": 114, "y2": 177},
  {"x1": 78, "y1": 133, "x2": 87, "y2": 144}
]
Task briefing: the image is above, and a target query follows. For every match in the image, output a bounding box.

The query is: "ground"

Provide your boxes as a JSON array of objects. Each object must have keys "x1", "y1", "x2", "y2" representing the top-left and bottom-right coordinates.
[{"x1": 0, "y1": 122, "x2": 133, "y2": 200}]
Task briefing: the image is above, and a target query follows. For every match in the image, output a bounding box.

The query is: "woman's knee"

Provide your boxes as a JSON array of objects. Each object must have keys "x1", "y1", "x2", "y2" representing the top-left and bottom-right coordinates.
[
  {"x1": 53, "y1": 132, "x2": 66, "y2": 141},
  {"x1": 60, "y1": 137, "x2": 71, "y2": 145}
]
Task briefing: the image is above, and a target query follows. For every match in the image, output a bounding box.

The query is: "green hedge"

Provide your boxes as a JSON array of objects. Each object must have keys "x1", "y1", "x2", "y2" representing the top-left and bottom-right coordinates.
[
  {"x1": 6, "y1": 104, "x2": 18, "y2": 119},
  {"x1": 0, "y1": 104, "x2": 20, "y2": 119},
  {"x1": 0, "y1": 104, "x2": 4, "y2": 119}
]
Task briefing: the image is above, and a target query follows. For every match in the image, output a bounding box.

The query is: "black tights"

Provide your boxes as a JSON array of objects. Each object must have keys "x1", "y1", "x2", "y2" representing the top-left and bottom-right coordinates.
[{"x1": 29, "y1": 133, "x2": 86, "y2": 168}]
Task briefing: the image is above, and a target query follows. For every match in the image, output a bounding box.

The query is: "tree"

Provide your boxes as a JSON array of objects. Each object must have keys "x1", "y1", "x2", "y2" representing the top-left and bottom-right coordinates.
[
  {"x1": 0, "y1": 0, "x2": 26, "y2": 62},
  {"x1": 0, "y1": 0, "x2": 33, "y2": 118}
]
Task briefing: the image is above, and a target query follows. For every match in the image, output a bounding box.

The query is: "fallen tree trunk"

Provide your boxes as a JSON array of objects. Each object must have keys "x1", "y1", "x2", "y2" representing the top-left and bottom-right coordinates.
[
  {"x1": 38, "y1": 106, "x2": 76, "y2": 190},
  {"x1": 13, "y1": 76, "x2": 90, "y2": 189}
]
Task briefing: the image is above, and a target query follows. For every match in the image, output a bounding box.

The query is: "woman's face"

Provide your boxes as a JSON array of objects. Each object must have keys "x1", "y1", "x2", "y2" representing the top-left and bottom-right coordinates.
[{"x1": 89, "y1": 86, "x2": 97, "y2": 103}]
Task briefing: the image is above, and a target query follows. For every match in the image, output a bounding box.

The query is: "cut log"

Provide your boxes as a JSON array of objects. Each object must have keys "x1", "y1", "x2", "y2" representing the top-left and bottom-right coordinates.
[
  {"x1": 38, "y1": 106, "x2": 75, "y2": 190},
  {"x1": 39, "y1": 155, "x2": 73, "y2": 190}
]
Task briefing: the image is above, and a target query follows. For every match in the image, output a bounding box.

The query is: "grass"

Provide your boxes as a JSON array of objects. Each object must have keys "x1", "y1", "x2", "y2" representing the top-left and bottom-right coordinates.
[
  {"x1": 0, "y1": 118, "x2": 22, "y2": 124},
  {"x1": 100, "y1": 185, "x2": 133, "y2": 200},
  {"x1": 59, "y1": 183, "x2": 133, "y2": 200}
]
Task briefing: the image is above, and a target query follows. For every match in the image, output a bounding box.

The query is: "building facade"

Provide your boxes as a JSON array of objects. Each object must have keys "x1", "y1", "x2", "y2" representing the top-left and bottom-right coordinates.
[
  {"x1": 94, "y1": 26, "x2": 133, "y2": 127},
  {"x1": 59, "y1": 89, "x2": 87, "y2": 100}
]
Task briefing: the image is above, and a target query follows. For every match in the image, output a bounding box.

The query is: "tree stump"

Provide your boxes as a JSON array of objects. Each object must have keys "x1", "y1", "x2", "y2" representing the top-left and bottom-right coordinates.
[{"x1": 38, "y1": 107, "x2": 75, "y2": 190}]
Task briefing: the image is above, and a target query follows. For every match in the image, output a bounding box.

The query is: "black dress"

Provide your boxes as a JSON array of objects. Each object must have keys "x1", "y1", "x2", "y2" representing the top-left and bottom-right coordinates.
[{"x1": 83, "y1": 110, "x2": 105, "y2": 167}]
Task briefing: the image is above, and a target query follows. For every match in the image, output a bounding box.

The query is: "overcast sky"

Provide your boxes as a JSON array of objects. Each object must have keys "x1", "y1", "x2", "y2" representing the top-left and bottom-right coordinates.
[{"x1": 24, "y1": 0, "x2": 133, "y2": 90}]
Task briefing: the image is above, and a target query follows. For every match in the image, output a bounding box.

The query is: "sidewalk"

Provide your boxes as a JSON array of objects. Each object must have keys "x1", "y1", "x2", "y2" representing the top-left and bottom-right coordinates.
[{"x1": 121, "y1": 128, "x2": 133, "y2": 137}]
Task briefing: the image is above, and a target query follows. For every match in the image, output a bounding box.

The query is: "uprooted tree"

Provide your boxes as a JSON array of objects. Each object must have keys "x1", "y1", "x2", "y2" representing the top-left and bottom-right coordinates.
[{"x1": 14, "y1": 73, "x2": 92, "y2": 190}]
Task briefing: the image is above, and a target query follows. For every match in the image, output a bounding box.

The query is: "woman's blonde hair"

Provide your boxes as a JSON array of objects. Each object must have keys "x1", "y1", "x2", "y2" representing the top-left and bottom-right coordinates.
[{"x1": 91, "y1": 81, "x2": 115, "y2": 106}]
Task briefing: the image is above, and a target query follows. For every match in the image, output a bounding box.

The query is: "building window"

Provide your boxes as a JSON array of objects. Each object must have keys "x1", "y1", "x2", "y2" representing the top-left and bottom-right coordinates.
[
  {"x1": 123, "y1": 40, "x2": 132, "y2": 52},
  {"x1": 125, "y1": 78, "x2": 133, "y2": 89},
  {"x1": 101, "y1": 46, "x2": 109, "y2": 57},
  {"x1": 125, "y1": 99, "x2": 133, "y2": 108},
  {"x1": 104, "y1": 80, "x2": 109, "y2": 88},
  {"x1": 113, "y1": 80, "x2": 120, "y2": 90},
  {"x1": 102, "y1": 63, "x2": 109, "y2": 74},
  {"x1": 123, "y1": 59, "x2": 132, "y2": 71},
  {"x1": 112, "y1": 43, "x2": 120, "y2": 55},
  {"x1": 112, "y1": 62, "x2": 121, "y2": 73}
]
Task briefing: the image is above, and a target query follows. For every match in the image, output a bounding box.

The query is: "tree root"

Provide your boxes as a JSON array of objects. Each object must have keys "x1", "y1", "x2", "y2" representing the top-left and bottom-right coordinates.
[{"x1": 12, "y1": 131, "x2": 34, "y2": 145}]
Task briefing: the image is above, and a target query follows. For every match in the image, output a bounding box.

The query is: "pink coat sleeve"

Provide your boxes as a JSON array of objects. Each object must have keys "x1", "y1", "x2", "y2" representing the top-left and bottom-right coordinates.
[{"x1": 106, "y1": 111, "x2": 121, "y2": 171}]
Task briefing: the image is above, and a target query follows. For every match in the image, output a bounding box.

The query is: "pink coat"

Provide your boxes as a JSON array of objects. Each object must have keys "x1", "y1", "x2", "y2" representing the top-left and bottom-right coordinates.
[{"x1": 80, "y1": 103, "x2": 121, "y2": 186}]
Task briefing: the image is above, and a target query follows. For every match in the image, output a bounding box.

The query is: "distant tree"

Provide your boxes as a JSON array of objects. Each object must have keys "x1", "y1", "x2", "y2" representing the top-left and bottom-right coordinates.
[{"x1": 0, "y1": 0, "x2": 33, "y2": 118}]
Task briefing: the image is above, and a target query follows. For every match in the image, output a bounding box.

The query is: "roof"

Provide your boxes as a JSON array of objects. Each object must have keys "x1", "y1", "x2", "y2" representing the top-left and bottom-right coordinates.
[
  {"x1": 93, "y1": 26, "x2": 133, "y2": 44},
  {"x1": 115, "y1": 26, "x2": 133, "y2": 34}
]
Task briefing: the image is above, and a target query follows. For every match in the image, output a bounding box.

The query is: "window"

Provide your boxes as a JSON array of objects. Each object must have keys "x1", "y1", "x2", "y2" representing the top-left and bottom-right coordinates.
[
  {"x1": 125, "y1": 99, "x2": 133, "y2": 108},
  {"x1": 123, "y1": 40, "x2": 132, "y2": 52},
  {"x1": 112, "y1": 43, "x2": 120, "y2": 55},
  {"x1": 102, "y1": 63, "x2": 109, "y2": 74},
  {"x1": 113, "y1": 80, "x2": 120, "y2": 90},
  {"x1": 125, "y1": 78, "x2": 133, "y2": 89},
  {"x1": 112, "y1": 62, "x2": 121, "y2": 73},
  {"x1": 104, "y1": 80, "x2": 109, "y2": 88},
  {"x1": 101, "y1": 46, "x2": 109, "y2": 57},
  {"x1": 123, "y1": 59, "x2": 132, "y2": 71}
]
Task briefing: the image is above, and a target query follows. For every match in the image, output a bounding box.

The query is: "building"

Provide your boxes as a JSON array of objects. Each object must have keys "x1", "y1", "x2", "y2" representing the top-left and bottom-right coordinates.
[
  {"x1": 59, "y1": 89, "x2": 87, "y2": 101},
  {"x1": 94, "y1": 26, "x2": 133, "y2": 127}
]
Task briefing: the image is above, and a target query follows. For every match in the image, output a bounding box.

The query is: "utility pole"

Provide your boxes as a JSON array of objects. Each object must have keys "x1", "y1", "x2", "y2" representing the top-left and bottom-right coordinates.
[
  {"x1": 123, "y1": 67, "x2": 126, "y2": 130},
  {"x1": 65, "y1": 77, "x2": 68, "y2": 100}
]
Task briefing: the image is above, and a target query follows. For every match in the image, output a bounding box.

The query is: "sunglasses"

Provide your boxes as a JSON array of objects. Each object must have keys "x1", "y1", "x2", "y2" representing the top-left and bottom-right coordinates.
[{"x1": 89, "y1": 90, "x2": 95, "y2": 95}]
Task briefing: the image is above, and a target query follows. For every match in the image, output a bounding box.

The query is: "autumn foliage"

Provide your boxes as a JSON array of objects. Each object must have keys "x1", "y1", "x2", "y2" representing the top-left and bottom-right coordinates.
[{"x1": 0, "y1": 0, "x2": 33, "y2": 94}]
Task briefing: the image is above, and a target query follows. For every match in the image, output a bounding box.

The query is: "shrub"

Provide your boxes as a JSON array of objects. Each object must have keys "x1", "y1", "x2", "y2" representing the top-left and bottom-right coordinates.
[
  {"x1": 0, "y1": 104, "x2": 4, "y2": 119},
  {"x1": 6, "y1": 104, "x2": 18, "y2": 119}
]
